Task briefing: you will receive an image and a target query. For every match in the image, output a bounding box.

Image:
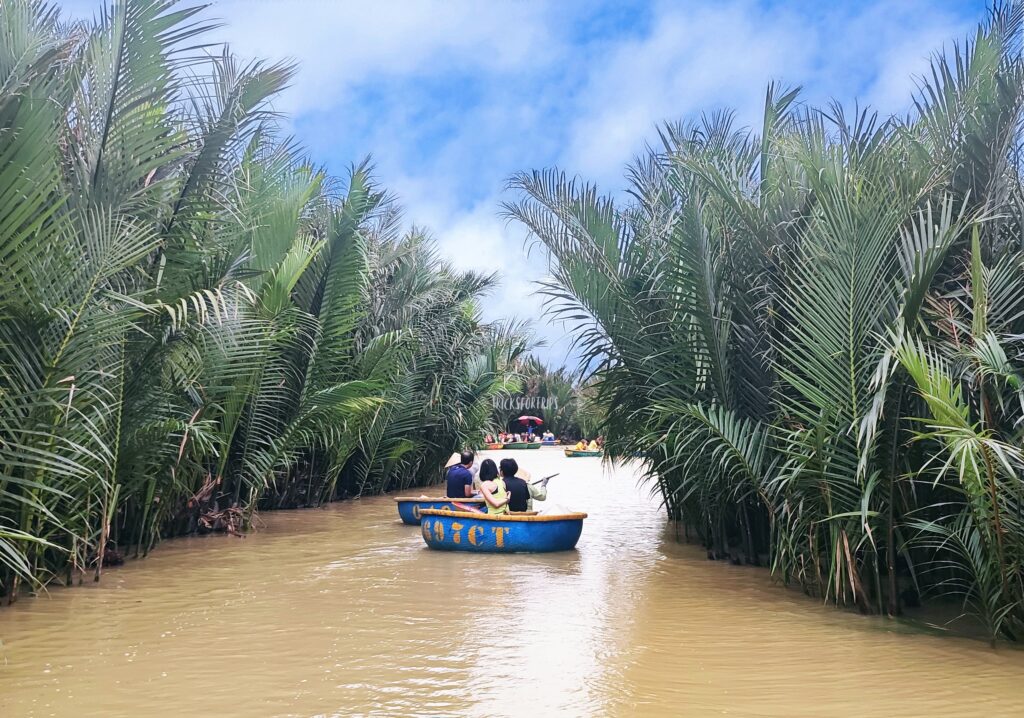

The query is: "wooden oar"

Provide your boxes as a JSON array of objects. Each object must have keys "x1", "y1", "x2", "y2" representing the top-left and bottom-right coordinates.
[{"x1": 531, "y1": 473, "x2": 558, "y2": 485}]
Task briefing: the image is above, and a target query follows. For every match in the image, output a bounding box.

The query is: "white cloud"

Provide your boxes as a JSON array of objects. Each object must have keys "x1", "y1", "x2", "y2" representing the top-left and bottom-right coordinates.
[
  {"x1": 213, "y1": 0, "x2": 557, "y2": 115},
  {"x1": 395, "y1": 189, "x2": 575, "y2": 365},
  {"x1": 558, "y1": 0, "x2": 976, "y2": 186},
  {"x1": 53, "y1": 0, "x2": 987, "y2": 368},
  {"x1": 561, "y1": 2, "x2": 814, "y2": 184}
]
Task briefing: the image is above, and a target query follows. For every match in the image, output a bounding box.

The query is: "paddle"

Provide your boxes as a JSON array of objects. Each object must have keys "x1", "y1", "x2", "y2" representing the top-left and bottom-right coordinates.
[{"x1": 531, "y1": 473, "x2": 558, "y2": 486}]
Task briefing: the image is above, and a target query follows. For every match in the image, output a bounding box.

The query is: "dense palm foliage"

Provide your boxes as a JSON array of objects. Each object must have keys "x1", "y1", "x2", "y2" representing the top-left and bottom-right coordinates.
[
  {"x1": 493, "y1": 358, "x2": 601, "y2": 438},
  {"x1": 0, "y1": 0, "x2": 523, "y2": 600},
  {"x1": 507, "y1": 5, "x2": 1024, "y2": 640}
]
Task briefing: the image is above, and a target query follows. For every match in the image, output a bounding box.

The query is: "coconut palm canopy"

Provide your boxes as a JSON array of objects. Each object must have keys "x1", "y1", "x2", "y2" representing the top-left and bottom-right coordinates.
[
  {"x1": 506, "y1": 5, "x2": 1024, "y2": 640},
  {"x1": 0, "y1": 0, "x2": 528, "y2": 598},
  {"x1": 4, "y1": 0, "x2": 1024, "y2": 646}
]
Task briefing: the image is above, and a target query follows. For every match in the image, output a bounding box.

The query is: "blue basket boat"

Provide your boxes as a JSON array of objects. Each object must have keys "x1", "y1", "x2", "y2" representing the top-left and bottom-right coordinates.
[
  {"x1": 395, "y1": 496, "x2": 487, "y2": 525},
  {"x1": 419, "y1": 508, "x2": 587, "y2": 553}
]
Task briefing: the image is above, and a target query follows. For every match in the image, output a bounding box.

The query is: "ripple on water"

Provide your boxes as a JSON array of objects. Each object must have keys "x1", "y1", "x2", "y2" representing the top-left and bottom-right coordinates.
[{"x1": 2, "y1": 453, "x2": 1024, "y2": 717}]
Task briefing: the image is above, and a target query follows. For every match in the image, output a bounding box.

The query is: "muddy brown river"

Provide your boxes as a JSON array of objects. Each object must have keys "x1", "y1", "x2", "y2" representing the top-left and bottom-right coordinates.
[{"x1": 2, "y1": 450, "x2": 1023, "y2": 716}]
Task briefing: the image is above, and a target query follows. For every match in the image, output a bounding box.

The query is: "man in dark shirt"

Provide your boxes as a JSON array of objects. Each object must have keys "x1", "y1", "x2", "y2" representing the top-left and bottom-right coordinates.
[
  {"x1": 498, "y1": 458, "x2": 530, "y2": 512},
  {"x1": 445, "y1": 451, "x2": 475, "y2": 498}
]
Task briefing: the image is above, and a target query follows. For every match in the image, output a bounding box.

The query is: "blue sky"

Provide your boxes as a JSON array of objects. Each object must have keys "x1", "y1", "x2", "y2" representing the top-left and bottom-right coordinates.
[{"x1": 61, "y1": 0, "x2": 990, "y2": 368}]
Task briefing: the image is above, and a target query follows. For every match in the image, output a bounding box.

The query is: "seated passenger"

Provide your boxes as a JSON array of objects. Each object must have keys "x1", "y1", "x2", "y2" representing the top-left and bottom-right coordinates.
[
  {"x1": 479, "y1": 461, "x2": 512, "y2": 515},
  {"x1": 474, "y1": 458, "x2": 499, "y2": 495},
  {"x1": 496, "y1": 458, "x2": 530, "y2": 513},
  {"x1": 445, "y1": 451, "x2": 475, "y2": 498},
  {"x1": 575, "y1": 439, "x2": 587, "y2": 450},
  {"x1": 587, "y1": 439, "x2": 599, "y2": 451}
]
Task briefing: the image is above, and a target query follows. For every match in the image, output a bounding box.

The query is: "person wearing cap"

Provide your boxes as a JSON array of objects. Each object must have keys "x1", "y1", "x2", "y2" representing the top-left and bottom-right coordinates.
[{"x1": 445, "y1": 450, "x2": 475, "y2": 498}]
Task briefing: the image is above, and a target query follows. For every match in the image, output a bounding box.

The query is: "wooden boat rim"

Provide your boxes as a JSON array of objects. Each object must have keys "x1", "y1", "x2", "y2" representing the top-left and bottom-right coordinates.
[
  {"x1": 394, "y1": 496, "x2": 486, "y2": 503},
  {"x1": 419, "y1": 508, "x2": 588, "y2": 522}
]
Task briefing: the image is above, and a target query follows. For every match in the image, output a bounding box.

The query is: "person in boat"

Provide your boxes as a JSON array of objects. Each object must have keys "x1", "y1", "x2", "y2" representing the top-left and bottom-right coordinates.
[
  {"x1": 484, "y1": 433, "x2": 494, "y2": 444},
  {"x1": 445, "y1": 450, "x2": 475, "y2": 498},
  {"x1": 516, "y1": 467, "x2": 548, "y2": 510},
  {"x1": 587, "y1": 438, "x2": 600, "y2": 451},
  {"x1": 479, "y1": 457, "x2": 538, "y2": 514},
  {"x1": 499, "y1": 458, "x2": 531, "y2": 512},
  {"x1": 479, "y1": 459, "x2": 513, "y2": 514},
  {"x1": 474, "y1": 458, "x2": 499, "y2": 494},
  {"x1": 574, "y1": 438, "x2": 587, "y2": 451}
]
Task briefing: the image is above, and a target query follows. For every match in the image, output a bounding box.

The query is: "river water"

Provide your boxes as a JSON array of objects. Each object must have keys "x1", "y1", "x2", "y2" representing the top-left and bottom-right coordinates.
[{"x1": 2, "y1": 450, "x2": 1023, "y2": 717}]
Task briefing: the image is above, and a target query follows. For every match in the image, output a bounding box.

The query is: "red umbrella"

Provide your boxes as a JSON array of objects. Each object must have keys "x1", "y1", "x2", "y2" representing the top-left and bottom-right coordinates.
[{"x1": 517, "y1": 415, "x2": 543, "y2": 425}]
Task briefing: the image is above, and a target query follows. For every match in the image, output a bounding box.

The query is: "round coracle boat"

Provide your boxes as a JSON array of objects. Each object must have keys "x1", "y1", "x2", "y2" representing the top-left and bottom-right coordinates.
[
  {"x1": 395, "y1": 496, "x2": 487, "y2": 525},
  {"x1": 564, "y1": 449, "x2": 602, "y2": 458},
  {"x1": 419, "y1": 508, "x2": 587, "y2": 553}
]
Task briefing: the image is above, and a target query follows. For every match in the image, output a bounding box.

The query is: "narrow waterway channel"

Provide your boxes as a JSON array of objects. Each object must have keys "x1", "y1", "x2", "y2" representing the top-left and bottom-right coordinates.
[{"x1": 2, "y1": 450, "x2": 1023, "y2": 717}]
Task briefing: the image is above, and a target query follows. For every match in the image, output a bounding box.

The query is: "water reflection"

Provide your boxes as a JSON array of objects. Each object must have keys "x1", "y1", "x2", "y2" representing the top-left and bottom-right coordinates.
[{"x1": 1, "y1": 452, "x2": 1023, "y2": 717}]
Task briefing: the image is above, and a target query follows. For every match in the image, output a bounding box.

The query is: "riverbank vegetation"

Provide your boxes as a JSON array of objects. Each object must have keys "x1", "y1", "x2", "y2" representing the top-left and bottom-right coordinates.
[
  {"x1": 509, "y1": 4, "x2": 1024, "y2": 641},
  {"x1": 492, "y1": 359, "x2": 603, "y2": 438},
  {"x1": 0, "y1": 0, "x2": 524, "y2": 600}
]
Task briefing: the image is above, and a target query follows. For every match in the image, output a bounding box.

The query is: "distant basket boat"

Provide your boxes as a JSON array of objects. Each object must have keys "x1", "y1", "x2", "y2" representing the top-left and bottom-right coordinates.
[
  {"x1": 419, "y1": 508, "x2": 587, "y2": 552},
  {"x1": 484, "y1": 443, "x2": 504, "y2": 450},
  {"x1": 564, "y1": 449, "x2": 602, "y2": 458},
  {"x1": 395, "y1": 497, "x2": 487, "y2": 525},
  {"x1": 541, "y1": 439, "x2": 558, "y2": 446},
  {"x1": 502, "y1": 442, "x2": 542, "y2": 450}
]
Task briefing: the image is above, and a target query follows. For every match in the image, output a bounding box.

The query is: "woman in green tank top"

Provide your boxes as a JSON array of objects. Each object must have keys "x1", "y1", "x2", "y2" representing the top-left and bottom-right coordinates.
[
  {"x1": 479, "y1": 458, "x2": 511, "y2": 515},
  {"x1": 486, "y1": 477, "x2": 509, "y2": 515}
]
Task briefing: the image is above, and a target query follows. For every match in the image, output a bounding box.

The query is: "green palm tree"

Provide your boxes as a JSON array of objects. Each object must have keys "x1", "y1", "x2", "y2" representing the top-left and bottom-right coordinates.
[{"x1": 507, "y1": 1, "x2": 1024, "y2": 640}]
